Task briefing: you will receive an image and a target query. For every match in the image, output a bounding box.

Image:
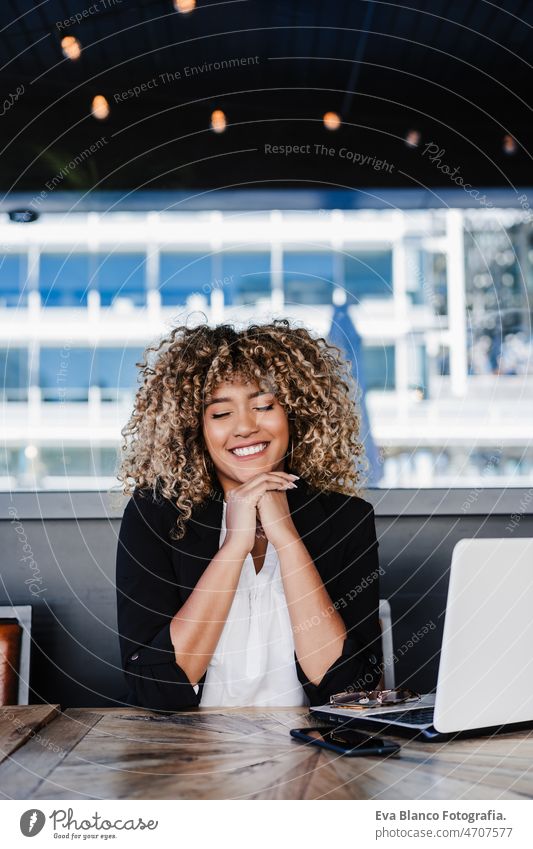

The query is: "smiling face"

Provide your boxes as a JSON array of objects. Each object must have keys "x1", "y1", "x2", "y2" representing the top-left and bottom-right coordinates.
[{"x1": 201, "y1": 376, "x2": 290, "y2": 495}]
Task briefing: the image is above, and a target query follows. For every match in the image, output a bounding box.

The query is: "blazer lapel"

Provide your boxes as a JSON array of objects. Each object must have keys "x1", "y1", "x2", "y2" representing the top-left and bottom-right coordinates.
[
  {"x1": 285, "y1": 479, "x2": 331, "y2": 567},
  {"x1": 174, "y1": 492, "x2": 224, "y2": 598}
]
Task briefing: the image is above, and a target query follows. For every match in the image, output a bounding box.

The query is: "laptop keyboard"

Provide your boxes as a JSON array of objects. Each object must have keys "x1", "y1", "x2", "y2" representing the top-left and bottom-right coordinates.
[{"x1": 365, "y1": 706, "x2": 435, "y2": 725}]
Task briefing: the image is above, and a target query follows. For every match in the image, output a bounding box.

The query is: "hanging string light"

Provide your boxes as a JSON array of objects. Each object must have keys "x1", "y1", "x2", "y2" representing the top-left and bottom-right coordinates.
[
  {"x1": 210, "y1": 109, "x2": 227, "y2": 133},
  {"x1": 323, "y1": 112, "x2": 341, "y2": 131},
  {"x1": 61, "y1": 36, "x2": 82, "y2": 61},
  {"x1": 502, "y1": 135, "x2": 517, "y2": 155},
  {"x1": 405, "y1": 130, "x2": 421, "y2": 148},
  {"x1": 173, "y1": 0, "x2": 196, "y2": 12},
  {"x1": 91, "y1": 95, "x2": 110, "y2": 120}
]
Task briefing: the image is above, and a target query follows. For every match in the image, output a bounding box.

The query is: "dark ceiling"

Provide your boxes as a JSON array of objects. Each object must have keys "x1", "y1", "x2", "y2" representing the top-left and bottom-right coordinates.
[{"x1": 1, "y1": 0, "x2": 532, "y2": 194}]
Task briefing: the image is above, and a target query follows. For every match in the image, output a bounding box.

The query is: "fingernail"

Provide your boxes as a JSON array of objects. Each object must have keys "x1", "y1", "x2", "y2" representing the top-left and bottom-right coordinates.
[
  {"x1": 289, "y1": 483, "x2": 298, "y2": 488},
  {"x1": 289, "y1": 474, "x2": 299, "y2": 479}
]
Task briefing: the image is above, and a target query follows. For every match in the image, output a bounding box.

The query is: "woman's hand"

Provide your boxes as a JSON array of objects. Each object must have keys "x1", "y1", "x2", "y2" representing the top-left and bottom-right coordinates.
[
  {"x1": 257, "y1": 487, "x2": 300, "y2": 551},
  {"x1": 224, "y1": 471, "x2": 299, "y2": 557}
]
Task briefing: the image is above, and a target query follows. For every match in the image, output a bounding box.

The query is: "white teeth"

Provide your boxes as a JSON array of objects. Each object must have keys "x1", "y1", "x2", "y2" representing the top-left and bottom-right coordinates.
[{"x1": 231, "y1": 442, "x2": 268, "y2": 457}]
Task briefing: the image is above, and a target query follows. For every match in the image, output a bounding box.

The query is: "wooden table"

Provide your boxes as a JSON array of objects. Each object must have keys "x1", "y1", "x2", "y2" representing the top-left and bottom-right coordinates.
[{"x1": 1, "y1": 705, "x2": 532, "y2": 800}]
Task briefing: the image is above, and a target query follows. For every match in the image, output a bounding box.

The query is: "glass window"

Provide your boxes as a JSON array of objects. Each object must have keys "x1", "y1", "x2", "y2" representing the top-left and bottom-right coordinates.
[
  {"x1": 403, "y1": 245, "x2": 447, "y2": 310},
  {"x1": 40, "y1": 446, "x2": 120, "y2": 477},
  {"x1": 0, "y1": 348, "x2": 28, "y2": 400},
  {"x1": 284, "y1": 253, "x2": 333, "y2": 304},
  {"x1": 404, "y1": 343, "x2": 428, "y2": 395},
  {"x1": 0, "y1": 447, "x2": 21, "y2": 476},
  {"x1": 95, "y1": 348, "x2": 145, "y2": 397},
  {"x1": 407, "y1": 248, "x2": 447, "y2": 310},
  {"x1": 406, "y1": 248, "x2": 424, "y2": 304},
  {"x1": 427, "y1": 252, "x2": 447, "y2": 314},
  {"x1": 0, "y1": 254, "x2": 28, "y2": 307},
  {"x1": 100, "y1": 447, "x2": 120, "y2": 476},
  {"x1": 436, "y1": 344, "x2": 450, "y2": 376},
  {"x1": 221, "y1": 253, "x2": 271, "y2": 305},
  {"x1": 39, "y1": 254, "x2": 90, "y2": 307},
  {"x1": 93, "y1": 253, "x2": 146, "y2": 306},
  {"x1": 414, "y1": 344, "x2": 428, "y2": 394},
  {"x1": 159, "y1": 253, "x2": 212, "y2": 305},
  {"x1": 343, "y1": 251, "x2": 392, "y2": 301},
  {"x1": 361, "y1": 345, "x2": 396, "y2": 391},
  {"x1": 40, "y1": 347, "x2": 91, "y2": 401},
  {"x1": 40, "y1": 447, "x2": 92, "y2": 476},
  {"x1": 465, "y1": 222, "x2": 530, "y2": 374}
]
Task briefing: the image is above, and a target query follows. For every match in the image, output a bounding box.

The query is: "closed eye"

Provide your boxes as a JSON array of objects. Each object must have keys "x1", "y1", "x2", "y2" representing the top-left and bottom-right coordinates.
[{"x1": 211, "y1": 403, "x2": 274, "y2": 419}]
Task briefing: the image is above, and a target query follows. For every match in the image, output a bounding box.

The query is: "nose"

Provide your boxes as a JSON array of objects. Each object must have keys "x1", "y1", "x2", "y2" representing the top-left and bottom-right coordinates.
[{"x1": 234, "y1": 405, "x2": 260, "y2": 436}]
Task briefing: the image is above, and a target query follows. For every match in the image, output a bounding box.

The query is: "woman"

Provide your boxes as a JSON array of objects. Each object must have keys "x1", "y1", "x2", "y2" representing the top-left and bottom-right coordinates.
[{"x1": 115, "y1": 318, "x2": 383, "y2": 711}]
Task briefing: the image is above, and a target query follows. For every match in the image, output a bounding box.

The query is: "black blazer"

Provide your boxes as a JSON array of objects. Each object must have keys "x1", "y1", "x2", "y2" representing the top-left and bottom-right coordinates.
[{"x1": 115, "y1": 475, "x2": 383, "y2": 712}]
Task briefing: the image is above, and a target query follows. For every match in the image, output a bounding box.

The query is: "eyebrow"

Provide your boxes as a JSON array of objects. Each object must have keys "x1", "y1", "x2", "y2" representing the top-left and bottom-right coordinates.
[{"x1": 204, "y1": 390, "x2": 272, "y2": 407}]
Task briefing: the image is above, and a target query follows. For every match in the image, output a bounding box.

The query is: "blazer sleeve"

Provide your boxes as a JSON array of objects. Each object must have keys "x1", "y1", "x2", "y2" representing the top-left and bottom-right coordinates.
[
  {"x1": 293, "y1": 498, "x2": 383, "y2": 706},
  {"x1": 115, "y1": 490, "x2": 202, "y2": 712}
]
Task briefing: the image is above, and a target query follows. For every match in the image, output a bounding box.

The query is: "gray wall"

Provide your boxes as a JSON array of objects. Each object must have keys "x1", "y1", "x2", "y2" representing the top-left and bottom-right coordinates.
[{"x1": 1, "y1": 488, "x2": 531, "y2": 707}]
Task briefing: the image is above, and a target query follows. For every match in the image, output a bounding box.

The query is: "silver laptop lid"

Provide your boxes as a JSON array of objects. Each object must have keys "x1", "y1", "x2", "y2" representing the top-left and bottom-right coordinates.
[{"x1": 434, "y1": 537, "x2": 533, "y2": 734}]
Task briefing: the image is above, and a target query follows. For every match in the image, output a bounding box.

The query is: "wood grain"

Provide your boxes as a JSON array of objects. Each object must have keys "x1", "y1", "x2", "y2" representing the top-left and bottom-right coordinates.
[
  {"x1": 0, "y1": 709, "x2": 101, "y2": 799},
  {"x1": 0, "y1": 704, "x2": 60, "y2": 764},
  {"x1": 2, "y1": 706, "x2": 533, "y2": 800}
]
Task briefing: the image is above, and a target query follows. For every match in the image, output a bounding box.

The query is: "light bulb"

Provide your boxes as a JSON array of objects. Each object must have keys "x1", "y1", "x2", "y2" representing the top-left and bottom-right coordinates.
[
  {"x1": 323, "y1": 112, "x2": 341, "y2": 131},
  {"x1": 405, "y1": 130, "x2": 421, "y2": 148},
  {"x1": 211, "y1": 109, "x2": 226, "y2": 133},
  {"x1": 61, "y1": 35, "x2": 82, "y2": 61},
  {"x1": 91, "y1": 95, "x2": 110, "y2": 120},
  {"x1": 173, "y1": 0, "x2": 196, "y2": 12}
]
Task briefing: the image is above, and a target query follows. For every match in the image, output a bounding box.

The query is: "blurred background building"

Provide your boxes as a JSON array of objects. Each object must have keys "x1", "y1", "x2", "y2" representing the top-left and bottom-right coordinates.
[{"x1": 1, "y1": 193, "x2": 532, "y2": 491}]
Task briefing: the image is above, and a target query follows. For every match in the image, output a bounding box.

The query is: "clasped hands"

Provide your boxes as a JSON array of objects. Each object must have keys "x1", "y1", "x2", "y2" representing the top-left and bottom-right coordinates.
[{"x1": 224, "y1": 471, "x2": 301, "y2": 555}]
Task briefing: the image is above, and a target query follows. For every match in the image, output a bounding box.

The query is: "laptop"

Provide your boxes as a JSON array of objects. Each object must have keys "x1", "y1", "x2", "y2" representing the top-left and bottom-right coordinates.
[{"x1": 311, "y1": 537, "x2": 533, "y2": 741}]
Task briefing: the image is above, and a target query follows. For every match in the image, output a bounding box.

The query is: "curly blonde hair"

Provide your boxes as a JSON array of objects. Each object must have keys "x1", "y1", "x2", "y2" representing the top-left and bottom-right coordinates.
[{"x1": 117, "y1": 318, "x2": 369, "y2": 540}]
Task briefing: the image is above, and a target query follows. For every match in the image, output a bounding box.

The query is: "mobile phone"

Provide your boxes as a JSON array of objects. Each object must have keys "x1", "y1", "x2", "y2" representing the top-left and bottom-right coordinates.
[{"x1": 290, "y1": 726, "x2": 401, "y2": 757}]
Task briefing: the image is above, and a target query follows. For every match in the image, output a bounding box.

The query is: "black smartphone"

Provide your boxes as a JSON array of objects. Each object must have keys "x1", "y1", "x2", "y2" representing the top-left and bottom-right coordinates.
[{"x1": 290, "y1": 726, "x2": 401, "y2": 757}]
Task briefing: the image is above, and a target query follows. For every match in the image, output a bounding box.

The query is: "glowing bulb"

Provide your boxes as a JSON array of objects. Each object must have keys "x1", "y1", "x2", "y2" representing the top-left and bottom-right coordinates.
[
  {"x1": 91, "y1": 95, "x2": 110, "y2": 120},
  {"x1": 503, "y1": 134, "x2": 517, "y2": 155},
  {"x1": 25, "y1": 445, "x2": 38, "y2": 460},
  {"x1": 173, "y1": 0, "x2": 196, "y2": 12},
  {"x1": 210, "y1": 109, "x2": 226, "y2": 133},
  {"x1": 323, "y1": 112, "x2": 341, "y2": 131},
  {"x1": 61, "y1": 35, "x2": 82, "y2": 61},
  {"x1": 405, "y1": 130, "x2": 420, "y2": 148}
]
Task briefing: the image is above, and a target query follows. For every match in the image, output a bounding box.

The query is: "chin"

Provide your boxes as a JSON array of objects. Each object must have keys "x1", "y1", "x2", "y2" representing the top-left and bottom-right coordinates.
[
  {"x1": 226, "y1": 459, "x2": 281, "y2": 479},
  {"x1": 230, "y1": 463, "x2": 272, "y2": 477}
]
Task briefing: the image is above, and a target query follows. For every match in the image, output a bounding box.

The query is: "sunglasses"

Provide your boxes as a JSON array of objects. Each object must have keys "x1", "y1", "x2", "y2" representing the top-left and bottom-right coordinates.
[{"x1": 329, "y1": 688, "x2": 421, "y2": 708}]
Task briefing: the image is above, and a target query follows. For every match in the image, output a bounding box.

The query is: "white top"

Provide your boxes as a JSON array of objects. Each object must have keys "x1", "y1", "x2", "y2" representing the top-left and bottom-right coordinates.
[{"x1": 191, "y1": 500, "x2": 309, "y2": 707}]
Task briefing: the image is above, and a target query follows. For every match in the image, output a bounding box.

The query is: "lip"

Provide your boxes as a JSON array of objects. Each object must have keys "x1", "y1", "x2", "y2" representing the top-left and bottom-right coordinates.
[{"x1": 227, "y1": 441, "x2": 270, "y2": 460}]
